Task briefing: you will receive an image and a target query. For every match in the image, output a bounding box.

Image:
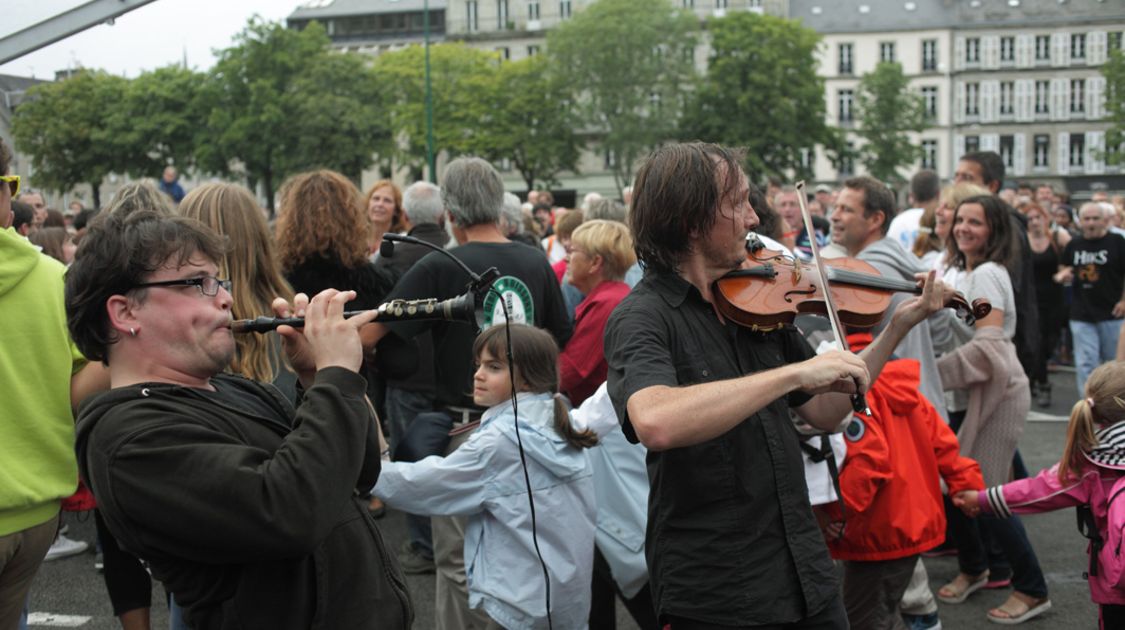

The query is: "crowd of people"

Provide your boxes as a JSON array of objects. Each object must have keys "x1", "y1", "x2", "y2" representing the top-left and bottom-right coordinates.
[{"x1": 3, "y1": 135, "x2": 1125, "y2": 630}]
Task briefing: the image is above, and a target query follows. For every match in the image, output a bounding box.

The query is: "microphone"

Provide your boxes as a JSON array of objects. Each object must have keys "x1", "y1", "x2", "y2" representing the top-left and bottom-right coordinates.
[{"x1": 382, "y1": 233, "x2": 500, "y2": 295}]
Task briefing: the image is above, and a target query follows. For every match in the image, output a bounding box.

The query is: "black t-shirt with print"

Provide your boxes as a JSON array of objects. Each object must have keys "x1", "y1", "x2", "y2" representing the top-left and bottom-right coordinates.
[
  {"x1": 382, "y1": 241, "x2": 572, "y2": 408},
  {"x1": 1064, "y1": 232, "x2": 1125, "y2": 322}
]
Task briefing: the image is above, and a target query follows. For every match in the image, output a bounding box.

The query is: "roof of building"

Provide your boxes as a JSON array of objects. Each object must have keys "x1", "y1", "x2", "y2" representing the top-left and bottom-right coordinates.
[
  {"x1": 289, "y1": 0, "x2": 447, "y2": 19},
  {"x1": 789, "y1": 0, "x2": 1124, "y2": 34}
]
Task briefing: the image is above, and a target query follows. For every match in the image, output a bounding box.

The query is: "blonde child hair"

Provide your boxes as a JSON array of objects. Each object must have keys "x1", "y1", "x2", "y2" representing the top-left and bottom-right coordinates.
[{"x1": 1058, "y1": 361, "x2": 1125, "y2": 483}]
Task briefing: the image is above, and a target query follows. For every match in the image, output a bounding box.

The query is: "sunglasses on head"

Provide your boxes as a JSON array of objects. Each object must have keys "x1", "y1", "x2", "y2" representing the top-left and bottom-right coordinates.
[{"x1": 0, "y1": 175, "x2": 19, "y2": 197}]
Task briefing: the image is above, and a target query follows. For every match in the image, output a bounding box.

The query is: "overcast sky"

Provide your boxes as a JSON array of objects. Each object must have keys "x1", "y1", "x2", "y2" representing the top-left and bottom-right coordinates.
[{"x1": 2, "y1": 0, "x2": 297, "y2": 80}]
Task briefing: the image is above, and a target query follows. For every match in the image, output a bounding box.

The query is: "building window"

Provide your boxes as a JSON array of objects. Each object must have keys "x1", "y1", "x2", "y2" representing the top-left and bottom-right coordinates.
[
  {"x1": 1072, "y1": 33, "x2": 1086, "y2": 59},
  {"x1": 965, "y1": 136, "x2": 980, "y2": 154},
  {"x1": 1000, "y1": 36, "x2": 1015, "y2": 62},
  {"x1": 1035, "y1": 35, "x2": 1050, "y2": 61},
  {"x1": 1034, "y1": 80, "x2": 1049, "y2": 115},
  {"x1": 748, "y1": 0, "x2": 762, "y2": 6},
  {"x1": 467, "y1": 0, "x2": 479, "y2": 31},
  {"x1": 1000, "y1": 135, "x2": 1015, "y2": 169},
  {"x1": 999, "y1": 81, "x2": 1014, "y2": 116},
  {"x1": 880, "y1": 42, "x2": 896, "y2": 63},
  {"x1": 528, "y1": 0, "x2": 540, "y2": 19},
  {"x1": 1034, "y1": 134, "x2": 1050, "y2": 168},
  {"x1": 604, "y1": 149, "x2": 617, "y2": 170},
  {"x1": 799, "y1": 147, "x2": 812, "y2": 171},
  {"x1": 922, "y1": 86, "x2": 938, "y2": 120},
  {"x1": 839, "y1": 43, "x2": 853, "y2": 75},
  {"x1": 497, "y1": 0, "x2": 508, "y2": 28},
  {"x1": 1071, "y1": 79, "x2": 1085, "y2": 113},
  {"x1": 922, "y1": 39, "x2": 938, "y2": 71},
  {"x1": 497, "y1": 46, "x2": 510, "y2": 60},
  {"x1": 922, "y1": 140, "x2": 938, "y2": 170},
  {"x1": 527, "y1": 44, "x2": 540, "y2": 56},
  {"x1": 682, "y1": 0, "x2": 694, "y2": 8},
  {"x1": 559, "y1": 0, "x2": 571, "y2": 17},
  {"x1": 839, "y1": 142, "x2": 855, "y2": 176},
  {"x1": 1111, "y1": 32, "x2": 1123, "y2": 51},
  {"x1": 966, "y1": 37, "x2": 981, "y2": 64},
  {"x1": 1070, "y1": 134, "x2": 1085, "y2": 167},
  {"x1": 839, "y1": 89, "x2": 854, "y2": 124},
  {"x1": 965, "y1": 82, "x2": 980, "y2": 117},
  {"x1": 716, "y1": 0, "x2": 729, "y2": 8}
]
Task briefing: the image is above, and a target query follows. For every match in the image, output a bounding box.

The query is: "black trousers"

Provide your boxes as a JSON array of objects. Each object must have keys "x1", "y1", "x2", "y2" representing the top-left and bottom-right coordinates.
[
  {"x1": 662, "y1": 594, "x2": 849, "y2": 630},
  {"x1": 589, "y1": 547, "x2": 658, "y2": 629}
]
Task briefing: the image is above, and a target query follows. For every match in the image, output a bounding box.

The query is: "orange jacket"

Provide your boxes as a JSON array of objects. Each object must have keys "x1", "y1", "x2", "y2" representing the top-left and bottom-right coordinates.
[{"x1": 825, "y1": 340, "x2": 983, "y2": 561}]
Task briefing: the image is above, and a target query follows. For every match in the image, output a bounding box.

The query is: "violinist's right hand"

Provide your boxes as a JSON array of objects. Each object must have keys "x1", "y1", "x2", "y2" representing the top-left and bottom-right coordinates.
[{"x1": 794, "y1": 350, "x2": 870, "y2": 397}]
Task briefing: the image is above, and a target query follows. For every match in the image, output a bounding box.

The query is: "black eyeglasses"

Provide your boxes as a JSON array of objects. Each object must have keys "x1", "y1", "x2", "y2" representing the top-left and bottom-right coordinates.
[{"x1": 133, "y1": 275, "x2": 231, "y2": 297}]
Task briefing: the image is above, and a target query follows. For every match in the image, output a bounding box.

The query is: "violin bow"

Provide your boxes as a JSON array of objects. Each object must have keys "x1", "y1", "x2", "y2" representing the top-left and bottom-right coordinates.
[{"x1": 795, "y1": 181, "x2": 869, "y2": 415}]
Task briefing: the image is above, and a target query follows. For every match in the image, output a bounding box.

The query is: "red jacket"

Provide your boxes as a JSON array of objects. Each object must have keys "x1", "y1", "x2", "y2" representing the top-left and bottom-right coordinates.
[{"x1": 825, "y1": 339, "x2": 983, "y2": 561}]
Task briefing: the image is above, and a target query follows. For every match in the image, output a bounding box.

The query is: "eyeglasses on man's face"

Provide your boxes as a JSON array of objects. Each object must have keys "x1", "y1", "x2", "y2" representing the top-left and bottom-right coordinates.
[
  {"x1": 0, "y1": 175, "x2": 19, "y2": 197},
  {"x1": 133, "y1": 275, "x2": 232, "y2": 297}
]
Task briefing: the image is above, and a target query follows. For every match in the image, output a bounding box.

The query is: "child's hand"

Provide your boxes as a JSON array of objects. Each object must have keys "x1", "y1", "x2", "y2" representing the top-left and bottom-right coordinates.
[{"x1": 952, "y1": 490, "x2": 981, "y2": 518}]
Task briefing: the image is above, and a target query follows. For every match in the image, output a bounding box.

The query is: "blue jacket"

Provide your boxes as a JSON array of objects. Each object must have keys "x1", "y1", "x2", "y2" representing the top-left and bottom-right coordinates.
[{"x1": 375, "y1": 392, "x2": 596, "y2": 629}]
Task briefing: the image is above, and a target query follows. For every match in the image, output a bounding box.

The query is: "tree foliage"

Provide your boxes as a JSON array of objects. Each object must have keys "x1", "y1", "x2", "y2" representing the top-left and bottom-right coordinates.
[
  {"x1": 854, "y1": 62, "x2": 927, "y2": 183},
  {"x1": 549, "y1": 0, "x2": 698, "y2": 193},
  {"x1": 1104, "y1": 47, "x2": 1125, "y2": 166},
  {"x1": 195, "y1": 19, "x2": 386, "y2": 211},
  {"x1": 111, "y1": 65, "x2": 206, "y2": 178},
  {"x1": 371, "y1": 43, "x2": 498, "y2": 180},
  {"x1": 681, "y1": 13, "x2": 834, "y2": 184},
  {"x1": 11, "y1": 70, "x2": 128, "y2": 208},
  {"x1": 480, "y1": 56, "x2": 581, "y2": 191}
]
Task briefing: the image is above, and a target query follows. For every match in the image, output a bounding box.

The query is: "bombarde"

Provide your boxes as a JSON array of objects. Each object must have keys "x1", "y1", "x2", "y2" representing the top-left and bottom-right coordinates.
[{"x1": 231, "y1": 292, "x2": 479, "y2": 334}]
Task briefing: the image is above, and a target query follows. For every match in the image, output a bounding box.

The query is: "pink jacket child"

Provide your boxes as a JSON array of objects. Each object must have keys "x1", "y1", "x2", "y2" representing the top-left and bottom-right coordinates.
[{"x1": 954, "y1": 361, "x2": 1125, "y2": 624}]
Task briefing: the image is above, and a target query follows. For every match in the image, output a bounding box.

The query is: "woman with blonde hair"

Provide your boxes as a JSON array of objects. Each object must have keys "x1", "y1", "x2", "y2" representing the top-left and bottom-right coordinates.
[
  {"x1": 364, "y1": 179, "x2": 408, "y2": 258},
  {"x1": 179, "y1": 182, "x2": 296, "y2": 396}
]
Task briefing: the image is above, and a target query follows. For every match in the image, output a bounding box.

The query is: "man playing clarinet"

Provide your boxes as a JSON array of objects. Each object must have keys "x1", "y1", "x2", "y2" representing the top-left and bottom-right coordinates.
[
  {"x1": 604, "y1": 142, "x2": 946, "y2": 628},
  {"x1": 65, "y1": 210, "x2": 412, "y2": 630}
]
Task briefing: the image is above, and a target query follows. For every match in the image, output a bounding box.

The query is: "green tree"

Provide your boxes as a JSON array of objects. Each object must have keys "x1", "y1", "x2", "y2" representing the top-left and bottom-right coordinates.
[
  {"x1": 371, "y1": 43, "x2": 498, "y2": 179},
  {"x1": 1103, "y1": 47, "x2": 1125, "y2": 167},
  {"x1": 548, "y1": 0, "x2": 698, "y2": 194},
  {"x1": 11, "y1": 70, "x2": 129, "y2": 208},
  {"x1": 681, "y1": 12, "x2": 834, "y2": 184},
  {"x1": 110, "y1": 65, "x2": 205, "y2": 178},
  {"x1": 854, "y1": 62, "x2": 927, "y2": 183},
  {"x1": 480, "y1": 56, "x2": 581, "y2": 191},
  {"x1": 196, "y1": 19, "x2": 386, "y2": 211}
]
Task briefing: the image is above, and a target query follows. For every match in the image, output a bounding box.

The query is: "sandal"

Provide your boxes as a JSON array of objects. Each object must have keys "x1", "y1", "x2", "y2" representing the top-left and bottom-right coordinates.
[
  {"x1": 937, "y1": 571, "x2": 989, "y2": 604},
  {"x1": 987, "y1": 593, "x2": 1051, "y2": 625}
]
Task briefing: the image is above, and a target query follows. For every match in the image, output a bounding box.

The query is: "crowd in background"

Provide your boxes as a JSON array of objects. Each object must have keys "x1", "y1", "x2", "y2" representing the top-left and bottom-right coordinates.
[{"x1": 4, "y1": 140, "x2": 1125, "y2": 630}]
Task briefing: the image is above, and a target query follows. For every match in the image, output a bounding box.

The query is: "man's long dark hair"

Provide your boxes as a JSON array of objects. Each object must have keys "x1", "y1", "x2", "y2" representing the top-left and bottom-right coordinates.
[{"x1": 630, "y1": 142, "x2": 746, "y2": 273}]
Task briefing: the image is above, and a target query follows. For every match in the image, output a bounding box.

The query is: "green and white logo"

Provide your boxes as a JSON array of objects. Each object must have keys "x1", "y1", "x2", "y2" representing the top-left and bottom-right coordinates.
[{"x1": 481, "y1": 276, "x2": 535, "y2": 328}]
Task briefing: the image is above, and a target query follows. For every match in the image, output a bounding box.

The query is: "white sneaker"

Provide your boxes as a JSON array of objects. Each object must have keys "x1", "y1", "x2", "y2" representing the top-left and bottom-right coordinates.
[{"x1": 44, "y1": 534, "x2": 88, "y2": 561}]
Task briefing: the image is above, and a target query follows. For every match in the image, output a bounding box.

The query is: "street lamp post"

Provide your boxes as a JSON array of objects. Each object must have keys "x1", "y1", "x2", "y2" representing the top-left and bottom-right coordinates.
[{"x1": 424, "y1": 0, "x2": 436, "y2": 183}]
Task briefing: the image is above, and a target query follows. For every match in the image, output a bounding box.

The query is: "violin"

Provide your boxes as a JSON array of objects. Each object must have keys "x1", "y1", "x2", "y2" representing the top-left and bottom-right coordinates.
[{"x1": 713, "y1": 239, "x2": 991, "y2": 332}]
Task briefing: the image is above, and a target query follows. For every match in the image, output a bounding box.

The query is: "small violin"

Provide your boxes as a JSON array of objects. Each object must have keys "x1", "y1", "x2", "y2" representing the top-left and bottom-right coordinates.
[{"x1": 713, "y1": 241, "x2": 990, "y2": 331}]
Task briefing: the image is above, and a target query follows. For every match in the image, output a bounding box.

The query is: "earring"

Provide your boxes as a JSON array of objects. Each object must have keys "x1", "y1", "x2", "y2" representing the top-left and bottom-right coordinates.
[{"x1": 130, "y1": 327, "x2": 137, "y2": 337}]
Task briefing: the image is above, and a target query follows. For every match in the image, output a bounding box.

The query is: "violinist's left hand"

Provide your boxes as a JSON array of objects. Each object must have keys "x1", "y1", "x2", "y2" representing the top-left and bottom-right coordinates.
[{"x1": 891, "y1": 270, "x2": 947, "y2": 331}]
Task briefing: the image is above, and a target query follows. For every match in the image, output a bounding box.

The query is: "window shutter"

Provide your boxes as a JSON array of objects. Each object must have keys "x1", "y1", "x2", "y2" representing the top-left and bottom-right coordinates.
[
  {"x1": 1089, "y1": 76, "x2": 1106, "y2": 120},
  {"x1": 1013, "y1": 133, "x2": 1027, "y2": 176},
  {"x1": 1052, "y1": 32, "x2": 1070, "y2": 68},
  {"x1": 954, "y1": 135, "x2": 965, "y2": 164},
  {"x1": 1016, "y1": 79, "x2": 1032, "y2": 122},
  {"x1": 954, "y1": 37, "x2": 965, "y2": 72},
  {"x1": 1016, "y1": 34, "x2": 1033, "y2": 68},
  {"x1": 1088, "y1": 131, "x2": 1105, "y2": 175},
  {"x1": 1057, "y1": 132, "x2": 1070, "y2": 175},
  {"x1": 1051, "y1": 78, "x2": 1069, "y2": 121},
  {"x1": 1089, "y1": 31, "x2": 1108, "y2": 65},
  {"x1": 955, "y1": 82, "x2": 965, "y2": 124},
  {"x1": 981, "y1": 81, "x2": 998, "y2": 123},
  {"x1": 983, "y1": 36, "x2": 1000, "y2": 69},
  {"x1": 981, "y1": 134, "x2": 999, "y2": 152}
]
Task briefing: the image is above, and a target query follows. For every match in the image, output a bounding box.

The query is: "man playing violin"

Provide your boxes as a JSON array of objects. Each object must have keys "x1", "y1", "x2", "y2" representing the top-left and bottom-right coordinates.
[{"x1": 604, "y1": 142, "x2": 948, "y2": 629}]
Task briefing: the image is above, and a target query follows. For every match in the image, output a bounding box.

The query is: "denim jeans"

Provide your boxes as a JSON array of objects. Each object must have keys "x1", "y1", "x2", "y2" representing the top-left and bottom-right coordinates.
[
  {"x1": 950, "y1": 510, "x2": 1048, "y2": 598},
  {"x1": 384, "y1": 386, "x2": 435, "y2": 456},
  {"x1": 394, "y1": 410, "x2": 454, "y2": 560},
  {"x1": 1070, "y1": 319, "x2": 1123, "y2": 395}
]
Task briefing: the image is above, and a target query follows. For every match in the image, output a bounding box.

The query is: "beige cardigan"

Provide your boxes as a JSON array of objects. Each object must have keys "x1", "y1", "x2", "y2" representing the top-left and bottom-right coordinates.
[{"x1": 937, "y1": 326, "x2": 1030, "y2": 486}]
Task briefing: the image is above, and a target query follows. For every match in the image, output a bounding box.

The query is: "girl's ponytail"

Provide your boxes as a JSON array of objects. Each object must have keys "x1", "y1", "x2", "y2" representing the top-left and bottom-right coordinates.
[
  {"x1": 1057, "y1": 361, "x2": 1125, "y2": 483},
  {"x1": 473, "y1": 323, "x2": 598, "y2": 449}
]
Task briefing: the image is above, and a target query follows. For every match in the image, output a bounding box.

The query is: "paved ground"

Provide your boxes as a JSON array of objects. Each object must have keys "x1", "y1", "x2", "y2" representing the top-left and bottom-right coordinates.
[{"x1": 26, "y1": 366, "x2": 1096, "y2": 628}]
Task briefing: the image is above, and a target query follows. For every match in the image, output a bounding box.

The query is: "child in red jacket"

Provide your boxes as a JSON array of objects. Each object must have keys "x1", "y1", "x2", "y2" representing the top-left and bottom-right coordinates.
[{"x1": 819, "y1": 333, "x2": 984, "y2": 629}]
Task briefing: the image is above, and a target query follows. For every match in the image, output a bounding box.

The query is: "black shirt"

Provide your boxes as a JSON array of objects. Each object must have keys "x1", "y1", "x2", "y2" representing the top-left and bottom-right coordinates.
[
  {"x1": 604, "y1": 271, "x2": 837, "y2": 625},
  {"x1": 1063, "y1": 232, "x2": 1125, "y2": 322},
  {"x1": 384, "y1": 240, "x2": 572, "y2": 408}
]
